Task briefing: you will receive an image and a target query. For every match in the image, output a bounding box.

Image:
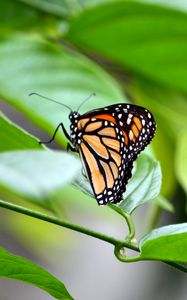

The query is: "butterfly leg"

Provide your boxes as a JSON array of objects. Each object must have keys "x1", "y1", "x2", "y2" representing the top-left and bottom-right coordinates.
[
  {"x1": 39, "y1": 123, "x2": 70, "y2": 145},
  {"x1": 67, "y1": 143, "x2": 76, "y2": 152}
]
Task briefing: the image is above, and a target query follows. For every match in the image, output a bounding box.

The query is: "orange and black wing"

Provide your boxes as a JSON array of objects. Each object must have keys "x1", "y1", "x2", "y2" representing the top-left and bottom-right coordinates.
[{"x1": 76, "y1": 103, "x2": 156, "y2": 205}]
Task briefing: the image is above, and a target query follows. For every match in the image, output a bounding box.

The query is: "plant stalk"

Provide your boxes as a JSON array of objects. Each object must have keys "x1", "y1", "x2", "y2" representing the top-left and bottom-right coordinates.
[
  {"x1": 0, "y1": 199, "x2": 186, "y2": 274},
  {"x1": 109, "y1": 204, "x2": 135, "y2": 242},
  {"x1": 0, "y1": 199, "x2": 138, "y2": 251}
]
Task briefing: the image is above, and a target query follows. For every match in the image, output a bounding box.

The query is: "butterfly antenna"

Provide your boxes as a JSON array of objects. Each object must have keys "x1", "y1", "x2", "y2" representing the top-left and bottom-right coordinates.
[
  {"x1": 29, "y1": 92, "x2": 72, "y2": 112},
  {"x1": 77, "y1": 93, "x2": 96, "y2": 112}
]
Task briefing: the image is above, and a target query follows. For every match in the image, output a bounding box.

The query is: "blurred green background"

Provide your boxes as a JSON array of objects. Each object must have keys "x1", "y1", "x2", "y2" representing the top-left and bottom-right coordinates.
[{"x1": 0, "y1": 0, "x2": 187, "y2": 299}]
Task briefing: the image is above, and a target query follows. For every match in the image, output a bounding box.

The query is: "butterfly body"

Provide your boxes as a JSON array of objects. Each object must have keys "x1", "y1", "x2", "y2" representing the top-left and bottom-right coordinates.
[{"x1": 68, "y1": 103, "x2": 156, "y2": 205}]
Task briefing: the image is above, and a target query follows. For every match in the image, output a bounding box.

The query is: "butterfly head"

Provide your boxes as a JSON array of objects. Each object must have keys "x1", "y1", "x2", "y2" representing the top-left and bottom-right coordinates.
[
  {"x1": 69, "y1": 111, "x2": 81, "y2": 147},
  {"x1": 69, "y1": 111, "x2": 80, "y2": 121}
]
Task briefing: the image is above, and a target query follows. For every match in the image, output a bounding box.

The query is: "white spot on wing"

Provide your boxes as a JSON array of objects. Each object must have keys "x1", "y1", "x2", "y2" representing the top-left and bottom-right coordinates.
[{"x1": 127, "y1": 118, "x2": 131, "y2": 125}]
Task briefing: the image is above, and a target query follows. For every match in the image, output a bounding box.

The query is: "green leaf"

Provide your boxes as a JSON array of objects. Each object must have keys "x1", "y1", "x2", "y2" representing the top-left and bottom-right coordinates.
[
  {"x1": 137, "y1": 0, "x2": 187, "y2": 13},
  {"x1": 0, "y1": 113, "x2": 42, "y2": 152},
  {"x1": 0, "y1": 0, "x2": 40, "y2": 30},
  {"x1": 18, "y1": 0, "x2": 116, "y2": 17},
  {"x1": 118, "y1": 154, "x2": 162, "y2": 214},
  {"x1": 66, "y1": 1, "x2": 187, "y2": 93},
  {"x1": 0, "y1": 150, "x2": 81, "y2": 203},
  {"x1": 73, "y1": 153, "x2": 162, "y2": 213},
  {"x1": 0, "y1": 33, "x2": 125, "y2": 147},
  {"x1": 176, "y1": 130, "x2": 187, "y2": 194},
  {"x1": 17, "y1": 0, "x2": 70, "y2": 17},
  {"x1": 0, "y1": 246, "x2": 73, "y2": 299},
  {"x1": 139, "y1": 223, "x2": 187, "y2": 262}
]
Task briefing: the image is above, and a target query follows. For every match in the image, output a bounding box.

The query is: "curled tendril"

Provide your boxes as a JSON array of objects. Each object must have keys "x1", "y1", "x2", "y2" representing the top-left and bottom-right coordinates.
[{"x1": 114, "y1": 243, "x2": 141, "y2": 263}]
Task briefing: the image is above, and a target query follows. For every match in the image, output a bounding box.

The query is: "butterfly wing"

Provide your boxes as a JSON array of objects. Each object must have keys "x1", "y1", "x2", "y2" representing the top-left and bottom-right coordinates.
[{"x1": 76, "y1": 103, "x2": 156, "y2": 205}]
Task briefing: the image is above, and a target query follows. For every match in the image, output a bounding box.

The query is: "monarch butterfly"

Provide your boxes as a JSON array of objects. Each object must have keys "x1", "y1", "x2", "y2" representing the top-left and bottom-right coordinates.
[{"x1": 30, "y1": 93, "x2": 156, "y2": 205}]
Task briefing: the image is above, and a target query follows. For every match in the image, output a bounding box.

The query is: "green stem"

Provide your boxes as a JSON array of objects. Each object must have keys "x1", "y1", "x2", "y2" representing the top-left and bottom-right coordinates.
[
  {"x1": 114, "y1": 243, "x2": 141, "y2": 263},
  {"x1": 0, "y1": 199, "x2": 138, "y2": 251},
  {"x1": 1, "y1": 199, "x2": 186, "y2": 274},
  {"x1": 109, "y1": 204, "x2": 136, "y2": 242}
]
